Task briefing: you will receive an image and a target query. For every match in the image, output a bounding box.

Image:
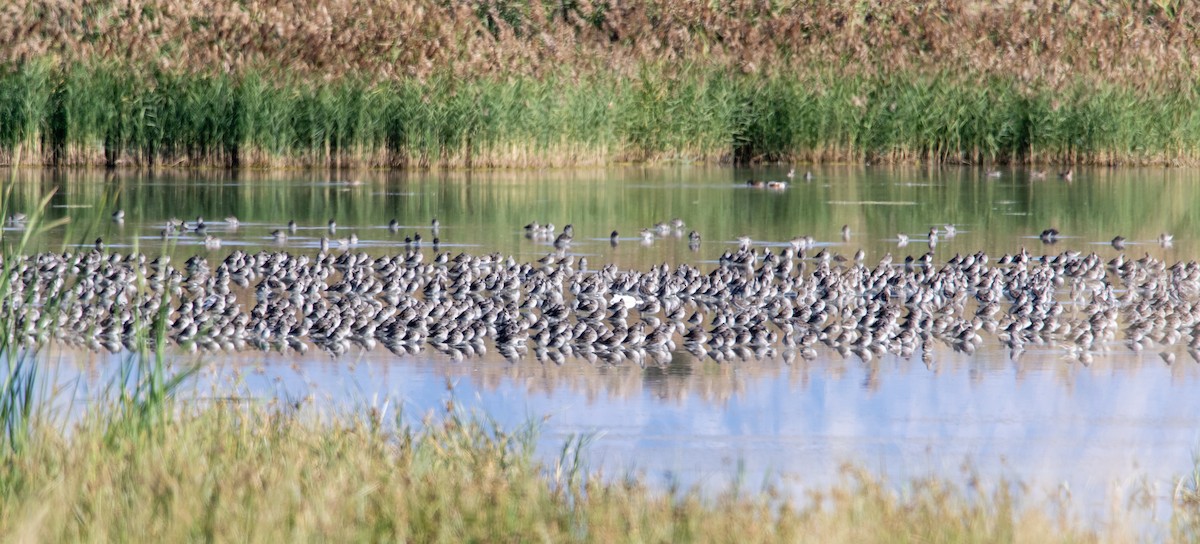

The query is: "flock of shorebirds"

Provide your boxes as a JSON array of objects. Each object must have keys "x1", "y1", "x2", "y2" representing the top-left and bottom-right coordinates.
[
  {"x1": 0, "y1": 166, "x2": 1184, "y2": 365},
  {"x1": 0, "y1": 209, "x2": 1196, "y2": 368}
]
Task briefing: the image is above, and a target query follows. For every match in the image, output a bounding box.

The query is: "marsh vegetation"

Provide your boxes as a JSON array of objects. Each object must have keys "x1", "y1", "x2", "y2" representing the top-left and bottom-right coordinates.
[{"x1": 1, "y1": 1, "x2": 1198, "y2": 167}]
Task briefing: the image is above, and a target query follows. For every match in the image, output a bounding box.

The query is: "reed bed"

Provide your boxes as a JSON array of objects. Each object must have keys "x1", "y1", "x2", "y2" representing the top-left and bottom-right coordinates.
[
  {"x1": 0, "y1": 396, "x2": 1104, "y2": 543},
  {"x1": 1, "y1": 64, "x2": 1199, "y2": 168},
  {"x1": 1, "y1": 1, "x2": 1199, "y2": 167}
]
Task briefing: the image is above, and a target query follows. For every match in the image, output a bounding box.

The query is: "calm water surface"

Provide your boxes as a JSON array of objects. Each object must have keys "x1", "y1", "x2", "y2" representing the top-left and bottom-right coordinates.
[{"x1": 10, "y1": 165, "x2": 1200, "y2": 531}]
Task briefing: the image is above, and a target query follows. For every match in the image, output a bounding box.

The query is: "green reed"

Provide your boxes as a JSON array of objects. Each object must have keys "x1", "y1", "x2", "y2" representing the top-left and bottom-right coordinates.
[{"x1": 3, "y1": 62, "x2": 1200, "y2": 167}]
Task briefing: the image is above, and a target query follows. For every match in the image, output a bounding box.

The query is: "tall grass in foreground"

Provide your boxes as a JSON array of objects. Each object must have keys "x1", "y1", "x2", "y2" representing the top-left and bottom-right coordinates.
[
  {"x1": 0, "y1": 169, "x2": 197, "y2": 452},
  {"x1": 0, "y1": 400, "x2": 1099, "y2": 543},
  {"x1": 3, "y1": 63, "x2": 1200, "y2": 167},
  {"x1": 0, "y1": 157, "x2": 69, "y2": 453}
]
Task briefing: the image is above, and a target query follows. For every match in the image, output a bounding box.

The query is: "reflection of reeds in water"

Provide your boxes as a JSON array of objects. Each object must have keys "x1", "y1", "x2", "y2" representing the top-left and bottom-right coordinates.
[{"x1": 8, "y1": 166, "x2": 1200, "y2": 261}]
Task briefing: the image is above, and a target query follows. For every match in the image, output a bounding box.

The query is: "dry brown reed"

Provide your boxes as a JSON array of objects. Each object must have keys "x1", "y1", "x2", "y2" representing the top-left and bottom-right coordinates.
[{"x1": 0, "y1": 0, "x2": 1194, "y2": 87}]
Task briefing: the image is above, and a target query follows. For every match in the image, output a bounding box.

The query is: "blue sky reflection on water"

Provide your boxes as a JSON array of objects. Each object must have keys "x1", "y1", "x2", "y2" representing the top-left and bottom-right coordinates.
[{"x1": 137, "y1": 344, "x2": 1200, "y2": 527}]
